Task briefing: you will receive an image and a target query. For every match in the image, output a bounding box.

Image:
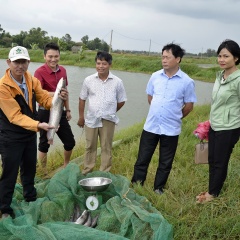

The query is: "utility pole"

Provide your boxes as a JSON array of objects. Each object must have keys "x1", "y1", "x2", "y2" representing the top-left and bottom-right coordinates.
[
  {"x1": 148, "y1": 39, "x2": 151, "y2": 56},
  {"x1": 109, "y1": 30, "x2": 113, "y2": 54}
]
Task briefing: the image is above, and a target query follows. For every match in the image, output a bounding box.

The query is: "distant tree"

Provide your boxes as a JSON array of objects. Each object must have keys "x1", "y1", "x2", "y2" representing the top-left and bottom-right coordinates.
[
  {"x1": 0, "y1": 35, "x2": 12, "y2": 47},
  {"x1": 198, "y1": 48, "x2": 217, "y2": 57},
  {"x1": 0, "y1": 24, "x2": 5, "y2": 38},
  {"x1": 206, "y1": 48, "x2": 217, "y2": 57},
  {"x1": 81, "y1": 35, "x2": 89, "y2": 45},
  {"x1": 0, "y1": 25, "x2": 12, "y2": 47},
  {"x1": 87, "y1": 37, "x2": 102, "y2": 50},
  {"x1": 61, "y1": 33, "x2": 74, "y2": 51},
  {"x1": 46, "y1": 36, "x2": 61, "y2": 48},
  {"x1": 58, "y1": 38, "x2": 68, "y2": 51},
  {"x1": 12, "y1": 31, "x2": 28, "y2": 46},
  {"x1": 62, "y1": 33, "x2": 71, "y2": 43},
  {"x1": 101, "y1": 40, "x2": 109, "y2": 52},
  {"x1": 23, "y1": 27, "x2": 49, "y2": 48}
]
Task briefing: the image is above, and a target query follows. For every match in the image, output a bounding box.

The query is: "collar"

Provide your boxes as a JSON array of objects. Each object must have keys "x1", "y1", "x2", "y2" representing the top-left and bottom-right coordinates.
[
  {"x1": 4, "y1": 69, "x2": 32, "y2": 89},
  {"x1": 160, "y1": 68, "x2": 182, "y2": 78},
  {"x1": 44, "y1": 63, "x2": 60, "y2": 74},
  {"x1": 10, "y1": 71, "x2": 26, "y2": 87},
  {"x1": 94, "y1": 71, "x2": 114, "y2": 81}
]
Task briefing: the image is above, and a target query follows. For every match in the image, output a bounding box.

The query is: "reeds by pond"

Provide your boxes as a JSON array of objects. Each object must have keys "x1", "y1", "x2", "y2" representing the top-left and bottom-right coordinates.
[{"x1": 0, "y1": 48, "x2": 220, "y2": 82}]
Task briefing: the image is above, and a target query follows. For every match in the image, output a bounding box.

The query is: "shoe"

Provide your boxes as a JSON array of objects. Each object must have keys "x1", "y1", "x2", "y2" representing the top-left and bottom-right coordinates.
[
  {"x1": 25, "y1": 197, "x2": 37, "y2": 202},
  {"x1": 1, "y1": 213, "x2": 10, "y2": 219},
  {"x1": 196, "y1": 192, "x2": 214, "y2": 204},
  {"x1": 154, "y1": 189, "x2": 164, "y2": 195}
]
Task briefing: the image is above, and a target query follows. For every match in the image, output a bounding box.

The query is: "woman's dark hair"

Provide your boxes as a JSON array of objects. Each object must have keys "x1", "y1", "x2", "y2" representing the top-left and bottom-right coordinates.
[
  {"x1": 44, "y1": 42, "x2": 60, "y2": 55},
  {"x1": 217, "y1": 39, "x2": 240, "y2": 65},
  {"x1": 162, "y1": 43, "x2": 185, "y2": 63},
  {"x1": 95, "y1": 51, "x2": 112, "y2": 64}
]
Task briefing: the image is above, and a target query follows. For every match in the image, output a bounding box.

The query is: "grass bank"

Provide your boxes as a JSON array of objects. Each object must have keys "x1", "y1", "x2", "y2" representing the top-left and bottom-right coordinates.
[
  {"x1": 0, "y1": 48, "x2": 220, "y2": 82},
  {"x1": 111, "y1": 104, "x2": 240, "y2": 239},
  {"x1": 37, "y1": 104, "x2": 240, "y2": 239}
]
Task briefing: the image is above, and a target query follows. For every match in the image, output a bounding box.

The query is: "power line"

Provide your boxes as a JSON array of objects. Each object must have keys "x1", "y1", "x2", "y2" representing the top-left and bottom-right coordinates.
[
  {"x1": 113, "y1": 30, "x2": 149, "y2": 42},
  {"x1": 101, "y1": 31, "x2": 111, "y2": 40}
]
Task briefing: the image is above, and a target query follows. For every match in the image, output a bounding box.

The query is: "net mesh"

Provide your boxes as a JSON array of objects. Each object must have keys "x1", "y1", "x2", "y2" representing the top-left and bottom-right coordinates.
[{"x1": 0, "y1": 163, "x2": 173, "y2": 240}]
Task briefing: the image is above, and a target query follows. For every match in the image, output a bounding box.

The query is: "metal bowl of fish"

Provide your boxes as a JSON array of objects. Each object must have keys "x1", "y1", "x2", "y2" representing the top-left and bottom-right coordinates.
[{"x1": 79, "y1": 177, "x2": 112, "y2": 192}]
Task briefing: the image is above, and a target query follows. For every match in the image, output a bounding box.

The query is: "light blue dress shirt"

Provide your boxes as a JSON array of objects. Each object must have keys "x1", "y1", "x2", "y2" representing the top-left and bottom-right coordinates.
[
  {"x1": 11, "y1": 72, "x2": 29, "y2": 103},
  {"x1": 143, "y1": 68, "x2": 197, "y2": 136}
]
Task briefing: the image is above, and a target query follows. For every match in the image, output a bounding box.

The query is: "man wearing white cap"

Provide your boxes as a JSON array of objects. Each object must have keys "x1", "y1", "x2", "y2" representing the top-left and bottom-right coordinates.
[{"x1": 0, "y1": 46, "x2": 68, "y2": 219}]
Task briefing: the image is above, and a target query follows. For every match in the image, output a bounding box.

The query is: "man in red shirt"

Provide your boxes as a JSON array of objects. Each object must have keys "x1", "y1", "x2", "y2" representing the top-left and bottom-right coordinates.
[{"x1": 34, "y1": 43, "x2": 75, "y2": 170}]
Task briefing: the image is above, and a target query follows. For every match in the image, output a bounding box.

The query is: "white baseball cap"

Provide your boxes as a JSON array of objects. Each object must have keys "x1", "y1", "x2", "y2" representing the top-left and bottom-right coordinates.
[{"x1": 8, "y1": 46, "x2": 30, "y2": 61}]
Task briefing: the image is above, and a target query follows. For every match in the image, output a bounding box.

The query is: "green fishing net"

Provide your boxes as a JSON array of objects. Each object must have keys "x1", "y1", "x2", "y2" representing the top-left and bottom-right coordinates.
[{"x1": 0, "y1": 163, "x2": 173, "y2": 240}]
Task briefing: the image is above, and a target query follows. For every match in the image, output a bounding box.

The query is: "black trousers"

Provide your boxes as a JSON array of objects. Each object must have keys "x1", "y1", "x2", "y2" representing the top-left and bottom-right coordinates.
[
  {"x1": 38, "y1": 109, "x2": 75, "y2": 153},
  {"x1": 0, "y1": 137, "x2": 37, "y2": 214},
  {"x1": 208, "y1": 127, "x2": 240, "y2": 196},
  {"x1": 132, "y1": 130, "x2": 179, "y2": 190}
]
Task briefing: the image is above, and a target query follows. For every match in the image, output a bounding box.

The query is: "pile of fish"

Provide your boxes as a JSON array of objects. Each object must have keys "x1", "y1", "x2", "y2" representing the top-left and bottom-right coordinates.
[{"x1": 69, "y1": 205, "x2": 99, "y2": 228}]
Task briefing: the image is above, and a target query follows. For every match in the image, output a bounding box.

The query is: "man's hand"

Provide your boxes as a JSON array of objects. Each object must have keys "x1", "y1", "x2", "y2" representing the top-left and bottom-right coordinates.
[
  {"x1": 66, "y1": 111, "x2": 72, "y2": 121},
  {"x1": 59, "y1": 88, "x2": 68, "y2": 101},
  {"x1": 77, "y1": 118, "x2": 85, "y2": 128},
  {"x1": 38, "y1": 122, "x2": 55, "y2": 131}
]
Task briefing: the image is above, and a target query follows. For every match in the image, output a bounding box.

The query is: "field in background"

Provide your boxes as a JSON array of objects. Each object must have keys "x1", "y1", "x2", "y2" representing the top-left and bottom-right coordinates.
[{"x1": 0, "y1": 48, "x2": 220, "y2": 82}]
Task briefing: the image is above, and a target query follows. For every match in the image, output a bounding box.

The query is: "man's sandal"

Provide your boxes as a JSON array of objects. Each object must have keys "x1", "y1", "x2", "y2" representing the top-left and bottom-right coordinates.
[{"x1": 196, "y1": 192, "x2": 214, "y2": 204}]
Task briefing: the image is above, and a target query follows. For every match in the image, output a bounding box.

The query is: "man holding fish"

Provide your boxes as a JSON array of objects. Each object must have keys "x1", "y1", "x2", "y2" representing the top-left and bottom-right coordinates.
[
  {"x1": 34, "y1": 42, "x2": 75, "y2": 169},
  {"x1": 0, "y1": 46, "x2": 68, "y2": 219}
]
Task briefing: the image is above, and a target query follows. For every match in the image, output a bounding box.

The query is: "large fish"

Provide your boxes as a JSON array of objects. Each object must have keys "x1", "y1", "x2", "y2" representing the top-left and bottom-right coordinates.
[{"x1": 47, "y1": 78, "x2": 66, "y2": 145}]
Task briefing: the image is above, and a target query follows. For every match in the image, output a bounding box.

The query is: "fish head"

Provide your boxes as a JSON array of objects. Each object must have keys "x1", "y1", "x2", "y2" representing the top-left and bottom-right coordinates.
[{"x1": 56, "y1": 78, "x2": 66, "y2": 92}]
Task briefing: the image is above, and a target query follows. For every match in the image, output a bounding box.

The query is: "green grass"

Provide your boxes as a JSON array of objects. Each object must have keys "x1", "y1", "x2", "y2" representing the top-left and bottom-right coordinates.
[
  {"x1": 28, "y1": 104, "x2": 240, "y2": 239},
  {"x1": 109, "y1": 104, "x2": 240, "y2": 239},
  {"x1": 1, "y1": 47, "x2": 239, "y2": 238},
  {"x1": 1, "y1": 104, "x2": 239, "y2": 238}
]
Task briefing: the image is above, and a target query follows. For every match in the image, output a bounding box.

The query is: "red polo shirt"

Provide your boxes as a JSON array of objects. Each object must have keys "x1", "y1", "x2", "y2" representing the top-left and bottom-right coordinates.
[{"x1": 34, "y1": 63, "x2": 68, "y2": 91}]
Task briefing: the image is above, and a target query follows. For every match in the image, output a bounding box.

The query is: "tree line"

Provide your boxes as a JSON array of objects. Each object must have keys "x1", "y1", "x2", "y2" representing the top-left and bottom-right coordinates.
[
  {"x1": 0, "y1": 24, "x2": 217, "y2": 56},
  {"x1": 0, "y1": 24, "x2": 109, "y2": 52}
]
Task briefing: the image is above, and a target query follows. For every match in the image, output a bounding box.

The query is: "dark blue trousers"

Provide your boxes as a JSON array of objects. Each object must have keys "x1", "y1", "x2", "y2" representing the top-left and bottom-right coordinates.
[
  {"x1": 0, "y1": 137, "x2": 37, "y2": 215},
  {"x1": 132, "y1": 130, "x2": 179, "y2": 190}
]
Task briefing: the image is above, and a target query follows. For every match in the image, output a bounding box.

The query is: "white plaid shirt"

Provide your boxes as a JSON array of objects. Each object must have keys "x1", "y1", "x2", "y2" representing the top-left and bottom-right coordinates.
[{"x1": 80, "y1": 72, "x2": 127, "y2": 128}]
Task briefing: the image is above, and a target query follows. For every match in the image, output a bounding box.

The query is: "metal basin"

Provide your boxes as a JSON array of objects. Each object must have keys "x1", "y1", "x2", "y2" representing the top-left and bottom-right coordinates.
[{"x1": 79, "y1": 177, "x2": 112, "y2": 192}]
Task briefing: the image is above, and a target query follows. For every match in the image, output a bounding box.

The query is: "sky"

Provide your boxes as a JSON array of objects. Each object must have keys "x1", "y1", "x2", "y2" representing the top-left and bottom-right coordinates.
[{"x1": 1, "y1": 0, "x2": 240, "y2": 54}]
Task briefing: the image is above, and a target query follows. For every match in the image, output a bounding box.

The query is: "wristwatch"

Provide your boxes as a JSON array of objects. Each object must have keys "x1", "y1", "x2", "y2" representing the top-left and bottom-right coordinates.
[{"x1": 66, "y1": 109, "x2": 71, "y2": 112}]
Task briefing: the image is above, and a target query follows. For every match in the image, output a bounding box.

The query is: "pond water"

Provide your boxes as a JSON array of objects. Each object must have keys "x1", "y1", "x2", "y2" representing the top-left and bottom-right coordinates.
[{"x1": 0, "y1": 59, "x2": 213, "y2": 152}]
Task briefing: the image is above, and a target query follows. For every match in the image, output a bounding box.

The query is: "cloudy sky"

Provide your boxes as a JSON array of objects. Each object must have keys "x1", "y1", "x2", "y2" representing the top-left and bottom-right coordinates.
[{"x1": 1, "y1": 0, "x2": 240, "y2": 54}]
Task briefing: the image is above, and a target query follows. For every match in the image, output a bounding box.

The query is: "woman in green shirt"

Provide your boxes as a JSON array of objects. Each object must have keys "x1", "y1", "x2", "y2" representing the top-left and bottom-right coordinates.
[{"x1": 196, "y1": 39, "x2": 240, "y2": 203}]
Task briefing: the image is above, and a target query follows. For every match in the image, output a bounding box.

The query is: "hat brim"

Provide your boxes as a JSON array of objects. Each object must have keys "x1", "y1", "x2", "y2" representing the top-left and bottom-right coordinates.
[{"x1": 10, "y1": 56, "x2": 30, "y2": 61}]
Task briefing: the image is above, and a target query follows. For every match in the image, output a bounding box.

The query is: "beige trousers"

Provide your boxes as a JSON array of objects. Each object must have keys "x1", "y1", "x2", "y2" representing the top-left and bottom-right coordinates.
[{"x1": 82, "y1": 119, "x2": 115, "y2": 174}]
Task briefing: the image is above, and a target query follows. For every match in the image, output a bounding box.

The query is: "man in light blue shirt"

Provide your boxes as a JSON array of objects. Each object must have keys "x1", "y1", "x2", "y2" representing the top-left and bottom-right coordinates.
[{"x1": 132, "y1": 43, "x2": 197, "y2": 194}]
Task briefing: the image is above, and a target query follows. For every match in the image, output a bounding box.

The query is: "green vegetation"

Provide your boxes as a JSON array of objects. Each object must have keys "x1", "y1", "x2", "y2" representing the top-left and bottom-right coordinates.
[
  {"x1": 0, "y1": 105, "x2": 238, "y2": 238},
  {"x1": 0, "y1": 48, "x2": 220, "y2": 82},
  {"x1": 1, "y1": 25, "x2": 239, "y2": 239},
  {"x1": 29, "y1": 105, "x2": 240, "y2": 239}
]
